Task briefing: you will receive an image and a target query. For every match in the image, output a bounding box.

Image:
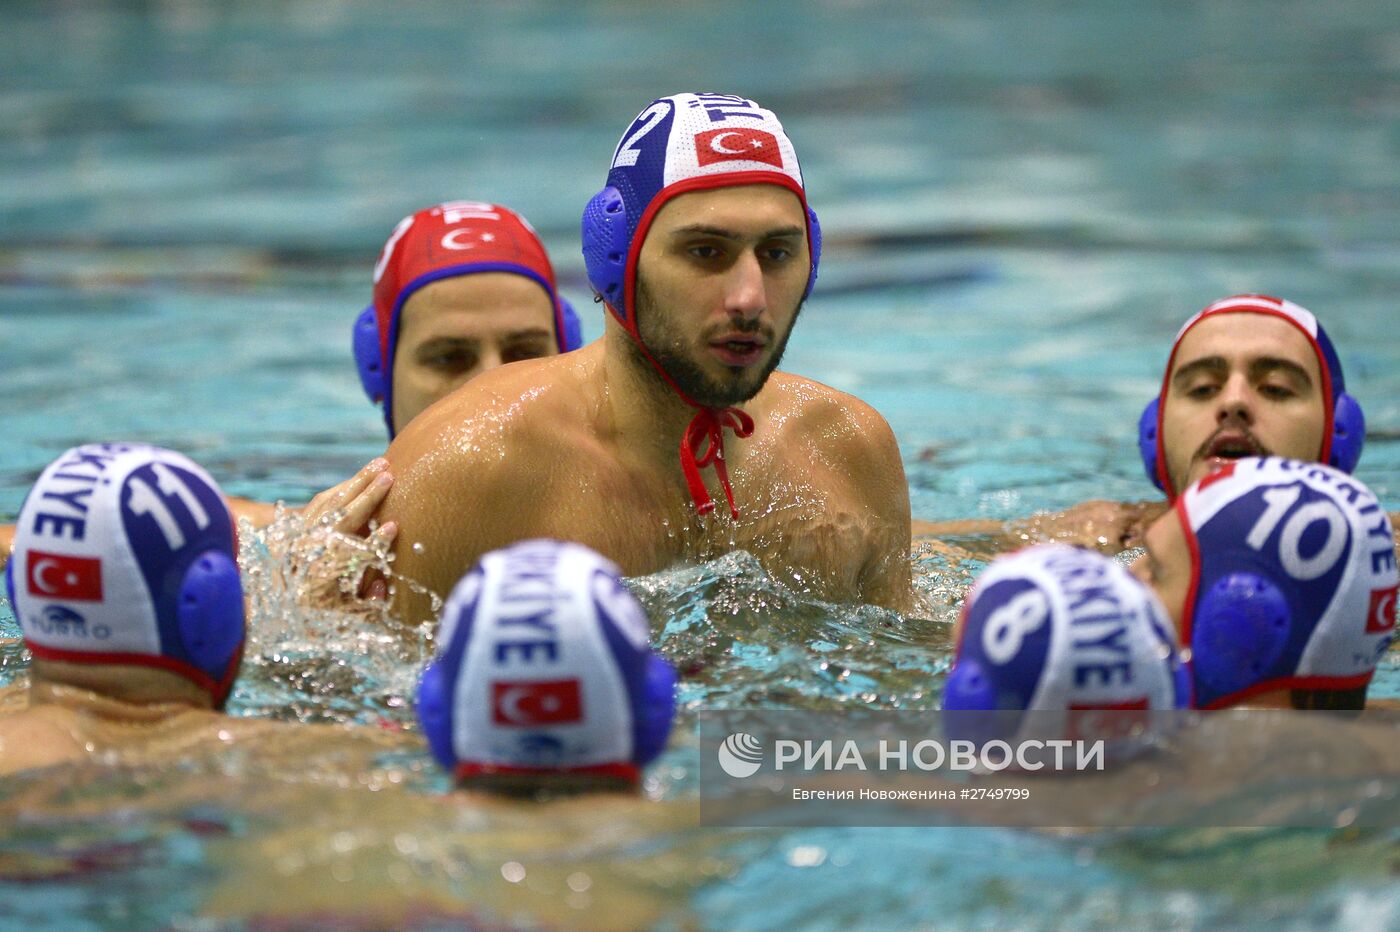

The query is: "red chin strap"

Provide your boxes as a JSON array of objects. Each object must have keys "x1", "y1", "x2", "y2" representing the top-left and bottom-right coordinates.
[
  {"x1": 618, "y1": 310, "x2": 755, "y2": 520},
  {"x1": 682, "y1": 406, "x2": 755, "y2": 519}
]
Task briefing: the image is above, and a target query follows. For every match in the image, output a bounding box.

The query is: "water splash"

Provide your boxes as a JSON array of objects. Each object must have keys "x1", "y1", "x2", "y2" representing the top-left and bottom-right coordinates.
[
  {"x1": 232, "y1": 506, "x2": 440, "y2": 727},
  {"x1": 627, "y1": 550, "x2": 962, "y2": 713}
]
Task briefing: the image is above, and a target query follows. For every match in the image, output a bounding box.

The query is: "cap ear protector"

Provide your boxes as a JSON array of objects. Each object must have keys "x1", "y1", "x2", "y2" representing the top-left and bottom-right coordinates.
[
  {"x1": 416, "y1": 564, "x2": 483, "y2": 774},
  {"x1": 942, "y1": 658, "x2": 999, "y2": 711},
  {"x1": 580, "y1": 186, "x2": 635, "y2": 320},
  {"x1": 558, "y1": 297, "x2": 584, "y2": 354},
  {"x1": 5, "y1": 558, "x2": 15, "y2": 619},
  {"x1": 633, "y1": 654, "x2": 677, "y2": 767},
  {"x1": 352, "y1": 304, "x2": 386, "y2": 404},
  {"x1": 175, "y1": 549, "x2": 245, "y2": 695},
  {"x1": 1330, "y1": 391, "x2": 1365, "y2": 475},
  {"x1": 941, "y1": 654, "x2": 1009, "y2": 749},
  {"x1": 1137, "y1": 396, "x2": 1163, "y2": 491},
  {"x1": 1190, "y1": 571, "x2": 1292, "y2": 702},
  {"x1": 582, "y1": 186, "x2": 822, "y2": 331},
  {"x1": 417, "y1": 657, "x2": 456, "y2": 772}
]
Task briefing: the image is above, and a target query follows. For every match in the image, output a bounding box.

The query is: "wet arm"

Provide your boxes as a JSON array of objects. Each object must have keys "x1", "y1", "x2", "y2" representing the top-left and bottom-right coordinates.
[
  {"x1": 226, "y1": 496, "x2": 282, "y2": 528},
  {"x1": 849, "y1": 410, "x2": 916, "y2": 613},
  {"x1": 914, "y1": 500, "x2": 1168, "y2": 558}
]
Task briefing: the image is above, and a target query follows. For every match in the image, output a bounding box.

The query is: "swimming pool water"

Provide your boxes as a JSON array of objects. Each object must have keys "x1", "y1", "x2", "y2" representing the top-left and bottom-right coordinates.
[{"x1": 3, "y1": 0, "x2": 1400, "y2": 927}]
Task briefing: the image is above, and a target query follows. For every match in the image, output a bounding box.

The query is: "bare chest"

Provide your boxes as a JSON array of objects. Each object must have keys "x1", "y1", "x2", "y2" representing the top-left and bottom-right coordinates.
[{"x1": 537, "y1": 443, "x2": 876, "y2": 599}]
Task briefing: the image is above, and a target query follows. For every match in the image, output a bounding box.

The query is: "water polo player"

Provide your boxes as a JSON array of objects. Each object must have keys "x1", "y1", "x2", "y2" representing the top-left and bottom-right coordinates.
[
  {"x1": 378, "y1": 92, "x2": 914, "y2": 624},
  {"x1": 416, "y1": 539, "x2": 675, "y2": 796},
  {"x1": 179, "y1": 200, "x2": 587, "y2": 608},
  {"x1": 0, "y1": 443, "x2": 245, "y2": 773},
  {"x1": 943, "y1": 544, "x2": 1188, "y2": 751},
  {"x1": 219, "y1": 200, "x2": 583, "y2": 529},
  {"x1": 915, "y1": 294, "x2": 1394, "y2": 558},
  {"x1": 355, "y1": 200, "x2": 583, "y2": 439},
  {"x1": 1133, "y1": 455, "x2": 1397, "y2": 710}
]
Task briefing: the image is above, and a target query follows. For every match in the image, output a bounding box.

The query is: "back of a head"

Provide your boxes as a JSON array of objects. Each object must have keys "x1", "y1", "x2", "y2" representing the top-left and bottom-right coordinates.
[
  {"x1": 416, "y1": 539, "x2": 676, "y2": 797},
  {"x1": 6, "y1": 443, "x2": 245, "y2": 708},
  {"x1": 943, "y1": 545, "x2": 1188, "y2": 751},
  {"x1": 1175, "y1": 456, "x2": 1397, "y2": 710}
]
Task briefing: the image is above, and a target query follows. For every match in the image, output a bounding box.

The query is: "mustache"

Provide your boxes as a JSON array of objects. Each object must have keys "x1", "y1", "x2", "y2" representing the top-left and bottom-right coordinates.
[
  {"x1": 705, "y1": 319, "x2": 773, "y2": 340},
  {"x1": 1192, "y1": 427, "x2": 1273, "y2": 462}
]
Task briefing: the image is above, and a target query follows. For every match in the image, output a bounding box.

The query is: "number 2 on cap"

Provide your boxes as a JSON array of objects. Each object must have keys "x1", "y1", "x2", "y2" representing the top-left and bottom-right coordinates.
[{"x1": 612, "y1": 102, "x2": 670, "y2": 169}]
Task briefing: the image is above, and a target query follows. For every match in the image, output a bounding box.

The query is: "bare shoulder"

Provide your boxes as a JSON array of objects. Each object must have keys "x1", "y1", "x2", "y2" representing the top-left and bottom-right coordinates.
[
  {"x1": 396, "y1": 352, "x2": 594, "y2": 460},
  {"x1": 763, "y1": 371, "x2": 901, "y2": 461},
  {"x1": 377, "y1": 348, "x2": 606, "y2": 621},
  {"x1": 762, "y1": 373, "x2": 912, "y2": 611}
]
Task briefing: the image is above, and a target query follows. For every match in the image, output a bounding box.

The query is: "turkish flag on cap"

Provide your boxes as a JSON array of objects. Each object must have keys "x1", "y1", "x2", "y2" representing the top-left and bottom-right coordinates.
[
  {"x1": 695, "y1": 127, "x2": 784, "y2": 169},
  {"x1": 1367, "y1": 586, "x2": 1397, "y2": 634},
  {"x1": 26, "y1": 550, "x2": 103, "y2": 601},
  {"x1": 492, "y1": 679, "x2": 583, "y2": 726}
]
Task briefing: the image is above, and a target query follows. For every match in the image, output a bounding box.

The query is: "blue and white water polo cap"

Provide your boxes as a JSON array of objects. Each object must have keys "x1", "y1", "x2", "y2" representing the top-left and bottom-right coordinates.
[
  {"x1": 943, "y1": 545, "x2": 1188, "y2": 749},
  {"x1": 582, "y1": 91, "x2": 820, "y2": 338},
  {"x1": 416, "y1": 539, "x2": 677, "y2": 787},
  {"x1": 6, "y1": 443, "x2": 244, "y2": 706},
  {"x1": 1174, "y1": 456, "x2": 1397, "y2": 709}
]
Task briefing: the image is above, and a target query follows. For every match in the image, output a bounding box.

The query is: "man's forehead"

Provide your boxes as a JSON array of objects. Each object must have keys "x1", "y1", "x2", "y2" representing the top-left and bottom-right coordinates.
[
  {"x1": 400, "y1": 274, "x2": 554, "y2": 334},
  {"x1": 1172, "y1": 312, "x2": 1319, "y2": 373},
  {"x1": 650, "y1": 183, "x2": 806, "y2": 233},
  {"x1": 403, "y1": 273, "x2": 552, "y2": 318}
]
